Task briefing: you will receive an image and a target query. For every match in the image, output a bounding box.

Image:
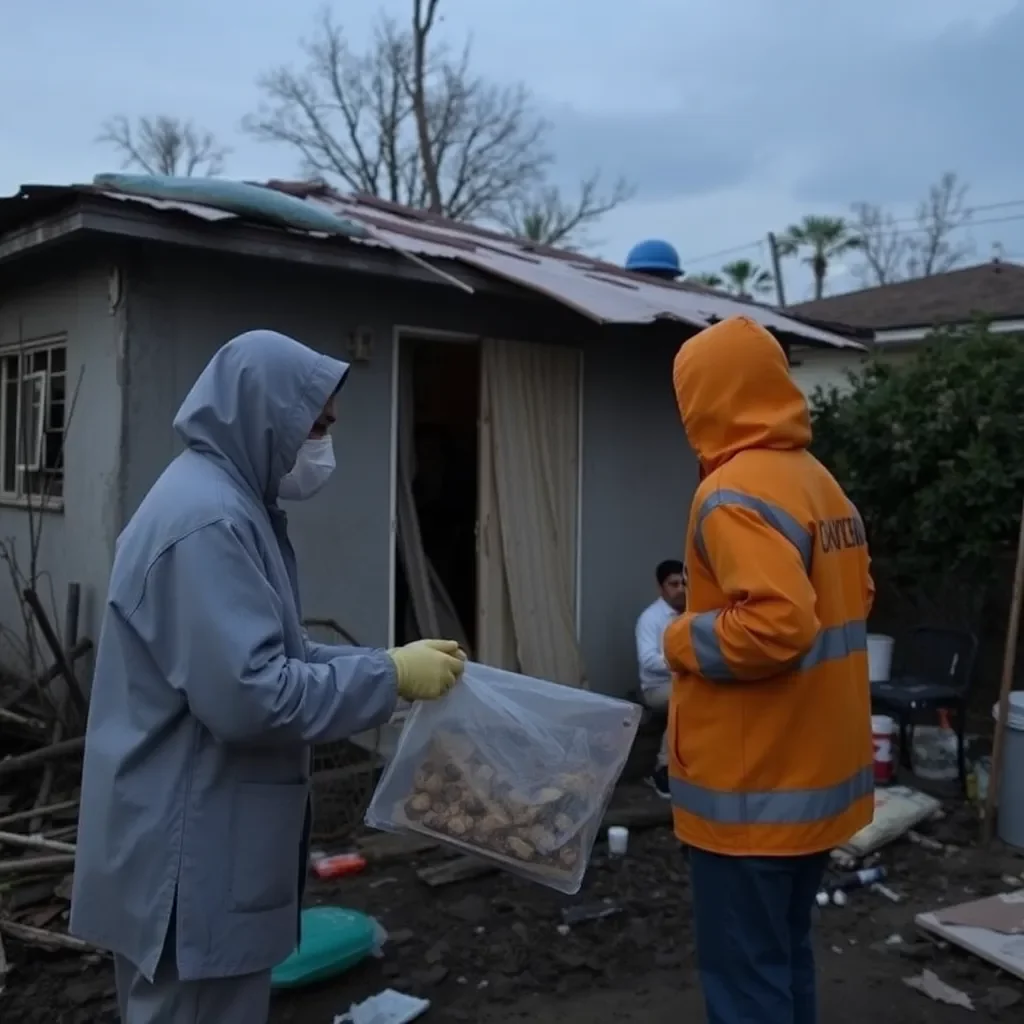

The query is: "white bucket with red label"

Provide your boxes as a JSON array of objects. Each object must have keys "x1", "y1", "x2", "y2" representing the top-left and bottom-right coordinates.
[{"x1": 872, "y1": 714, "x2": 896, "y2": 785}]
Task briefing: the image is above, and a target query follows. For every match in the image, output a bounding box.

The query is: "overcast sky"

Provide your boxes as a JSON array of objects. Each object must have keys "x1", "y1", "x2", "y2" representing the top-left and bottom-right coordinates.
[{"x1": 3, "y1": 0, "x2": 1023, "y2": 301}]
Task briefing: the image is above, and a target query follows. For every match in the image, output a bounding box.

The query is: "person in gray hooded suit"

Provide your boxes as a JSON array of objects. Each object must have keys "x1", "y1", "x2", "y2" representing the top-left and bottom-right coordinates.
[{"x1": 70, "y1": 330, "x2": 465, "y2": 1023}]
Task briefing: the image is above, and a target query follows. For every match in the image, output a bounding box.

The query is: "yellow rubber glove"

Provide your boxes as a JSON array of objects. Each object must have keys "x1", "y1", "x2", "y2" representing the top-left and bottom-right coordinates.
[{"x1": 388, "y1": 638, "x2": 466, "y2": 701}]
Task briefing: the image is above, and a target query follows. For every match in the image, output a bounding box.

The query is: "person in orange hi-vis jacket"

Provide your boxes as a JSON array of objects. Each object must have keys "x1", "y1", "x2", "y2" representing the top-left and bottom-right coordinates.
[{"x1": 663, "y1": 316, "x2": 875, "y2": 1024}]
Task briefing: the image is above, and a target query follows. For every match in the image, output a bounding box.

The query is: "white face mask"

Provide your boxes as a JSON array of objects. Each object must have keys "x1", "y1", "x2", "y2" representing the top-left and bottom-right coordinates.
[{"x1": 278, "y1": 436, "x2": 336, "y2": 501}]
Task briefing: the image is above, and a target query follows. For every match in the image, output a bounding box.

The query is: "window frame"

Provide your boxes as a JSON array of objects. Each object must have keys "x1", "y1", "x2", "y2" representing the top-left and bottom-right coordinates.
[{"x1": 0, "y1": 336, "x2": 68, "y2": 510}]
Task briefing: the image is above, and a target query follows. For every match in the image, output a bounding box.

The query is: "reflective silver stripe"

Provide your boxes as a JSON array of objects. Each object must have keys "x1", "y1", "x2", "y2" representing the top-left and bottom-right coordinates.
[
  {"x1": 689, "y1": 614, "x2": 867, "y2": 682},
  {"x1": 800, "y1": 619, "x2": 867, "y2": 671},
  {"x1": 690, "y1": 610, "x2": 733, "y2": 681},
  {"x1": 669, "y1": 764, "x2": 874, "y2": 826},
  {"x1": 694, "y1": 489, "x2": 813, "y2": 571}
]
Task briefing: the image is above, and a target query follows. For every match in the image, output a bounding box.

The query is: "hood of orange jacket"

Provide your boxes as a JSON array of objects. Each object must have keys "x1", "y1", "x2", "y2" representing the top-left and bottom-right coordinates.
[{"x1": 673, "y1": 316, "x2": 811, "y2": 473}]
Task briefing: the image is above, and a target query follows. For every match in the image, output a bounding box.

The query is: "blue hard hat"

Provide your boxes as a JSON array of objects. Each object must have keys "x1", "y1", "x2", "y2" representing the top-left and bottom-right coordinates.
[{"x1": 625, "y1": 239, "x2": 681, "y2": 276}]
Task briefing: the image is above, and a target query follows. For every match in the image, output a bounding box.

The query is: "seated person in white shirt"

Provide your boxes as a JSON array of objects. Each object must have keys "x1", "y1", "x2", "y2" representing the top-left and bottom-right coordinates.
[{"x1": 635, "y1": 558, "x2": 686, "y2": 798}]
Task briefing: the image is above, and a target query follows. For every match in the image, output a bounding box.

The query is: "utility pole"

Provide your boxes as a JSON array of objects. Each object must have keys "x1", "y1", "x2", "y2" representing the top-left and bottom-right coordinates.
[{"x1": 767, "y1": 232, "x2": 787, "y2": 308}]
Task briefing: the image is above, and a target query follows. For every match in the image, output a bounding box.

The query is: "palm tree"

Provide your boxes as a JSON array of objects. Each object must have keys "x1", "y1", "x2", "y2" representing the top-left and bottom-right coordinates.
[
  {"x1": 689, "y1": 272, "x2": 724, "y2": 289},
  {"x1": 720, "y1": 259, "x2": 773, "y2": 300},
  {"x1": 777, "y1": 216, "x2": 862, "y2": 300}
]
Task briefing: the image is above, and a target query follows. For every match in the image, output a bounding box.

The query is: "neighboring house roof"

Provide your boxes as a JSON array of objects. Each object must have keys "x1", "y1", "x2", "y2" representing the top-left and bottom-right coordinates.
[
  {"x1": 0, "y1": 178, "x2": 863, "y2": 351},
  {"x1": 790, "y1": 261, "x2": 1024, "y2": 331}
]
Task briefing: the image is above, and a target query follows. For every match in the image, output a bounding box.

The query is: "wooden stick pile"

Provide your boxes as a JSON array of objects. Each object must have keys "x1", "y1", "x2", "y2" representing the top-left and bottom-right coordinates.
[{"x1": 0, "y1": 583, "x2": 99, "y2": 996}]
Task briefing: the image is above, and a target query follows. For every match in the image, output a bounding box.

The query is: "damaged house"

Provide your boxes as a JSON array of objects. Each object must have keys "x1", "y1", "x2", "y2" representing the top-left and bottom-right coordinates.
[{"x1": 0, "y1": 177, "x2": 861, "y2": 696}]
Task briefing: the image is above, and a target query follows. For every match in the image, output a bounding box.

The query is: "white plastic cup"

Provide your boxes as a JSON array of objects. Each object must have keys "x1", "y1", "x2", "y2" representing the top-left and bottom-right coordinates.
[{"x1": 607, "y1": 825, "x2": 629, "y2": 856}]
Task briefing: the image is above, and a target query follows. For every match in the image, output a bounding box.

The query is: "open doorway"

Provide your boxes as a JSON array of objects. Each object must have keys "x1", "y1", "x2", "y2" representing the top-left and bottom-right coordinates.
[{"x1": 393, "y1": 336, "x2": 480, "y2": 651}]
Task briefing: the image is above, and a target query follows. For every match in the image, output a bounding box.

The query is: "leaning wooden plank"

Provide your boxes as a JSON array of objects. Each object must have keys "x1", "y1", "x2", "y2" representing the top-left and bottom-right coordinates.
[
  {"x1": 417, "y1": 855, "x2": 496, "y2": 887},
  {"x1": 602, "y1": 802, "x2": 672, "y2": 831},
  {"x1": 0, "y1": 737, "x2": 85, "y2": 780},
  {"x1": 0, "y1": 707, "x2": 47, "y2": 733},
  {"x1": 357, "y1": 832, "x2": 439, "y2": 864},
  {"x1": 0, "y1": 918, "x2": 94, "y2": 953},
  {"x1": 0, "y1": 830, "x2": 75, "y2": 855},
  {"x1": 0, "y1": 854, "x2": 76, "y2": 877},
  {"x1": 0, "y1": 800, "x2": 79, "y2": 830},
  {"x1": 22, "y1": 589, "x2": 89, "y2": 718},
  {"x1": 0, "y1": 638, "x2": 91, "y2": 714}
]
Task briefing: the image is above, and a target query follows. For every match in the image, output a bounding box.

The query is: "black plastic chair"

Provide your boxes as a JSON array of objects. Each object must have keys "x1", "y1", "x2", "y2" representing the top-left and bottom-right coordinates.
[{"x1": 870, "y1": 626, "x2": 979, "y2": 793}]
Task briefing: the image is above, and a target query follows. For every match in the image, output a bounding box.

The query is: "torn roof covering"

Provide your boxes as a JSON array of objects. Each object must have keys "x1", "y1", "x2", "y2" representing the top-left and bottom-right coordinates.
[{"x1": 77, "y1": 177, "x2": 862, "y2": 350}]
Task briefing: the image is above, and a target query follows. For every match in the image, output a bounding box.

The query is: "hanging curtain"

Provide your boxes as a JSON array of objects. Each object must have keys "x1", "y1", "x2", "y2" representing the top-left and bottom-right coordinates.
[{"x1": 481, "y1": 338, "x2": 586, "y2": 688}]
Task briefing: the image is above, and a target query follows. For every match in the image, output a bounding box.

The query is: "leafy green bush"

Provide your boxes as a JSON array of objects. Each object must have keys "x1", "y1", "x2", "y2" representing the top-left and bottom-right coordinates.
[{"x1": 809, "y1": 323, "x2": 1024, "y2": 586}]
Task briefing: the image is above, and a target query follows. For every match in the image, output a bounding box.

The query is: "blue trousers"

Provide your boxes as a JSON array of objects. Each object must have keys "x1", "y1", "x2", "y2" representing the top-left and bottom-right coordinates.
[{"x1": 689, "y1": 848, "x2": 829, "y2": 1024}]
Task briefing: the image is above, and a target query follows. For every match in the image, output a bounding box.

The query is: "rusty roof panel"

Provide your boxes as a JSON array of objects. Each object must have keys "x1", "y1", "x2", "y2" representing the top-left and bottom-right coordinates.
[{"x1": 0, "y1": 179, "x2": 865, "y2": 349}]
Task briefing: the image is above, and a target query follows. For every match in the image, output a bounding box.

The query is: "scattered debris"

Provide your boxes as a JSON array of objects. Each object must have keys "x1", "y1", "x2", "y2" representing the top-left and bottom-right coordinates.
[
  {"x1": 917, "y1": 890, "x2": 1024, "y2": 982},
  {"x1": 417, "y1": 855, "x2": 496, "y2": 888},
  {"x1": 334, "y1": 988, "x2": 430, "y2": 1024},
  {"x1": 310, "y1": 852, "x2": 368, "y2": 880},
  {"x1": 904, "y1": 968, "x2": 974, "y2": 1009},
  {"x1": 872, "y1": 883, "x2": 903, "y2": 903},
  {"x1": 835, "y1": 787, "x2": 941, "y2": 862},
  {"x1": 0, "y1": 585, "x2": 94, "y2": 979},
  {"x1": 980, "y1": 985, "x2": 1022, "y2": 1012},
  {"x1": 561, "y1": 901, "x2": 621, "y2": 926}
]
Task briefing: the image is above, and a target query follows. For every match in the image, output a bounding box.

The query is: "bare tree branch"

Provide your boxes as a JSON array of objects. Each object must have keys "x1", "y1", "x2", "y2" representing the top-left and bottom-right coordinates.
[
  {"x1": 850, "y1": 172, "x2": 974, "y2": 286},
  {"x1": 411, "y1": 0, "x2": 444, "y2": 213},
  {"x1": 907, "y1": 171, "x2": 973, "y2": 277},
  {"x1": 97, "y1": 115, "x2": 228, "y2": 177},
  {"x1": 244, "y1": 4, "x2": 629, "y2": 239},
  {"x1": 849, "y1": 202, "x2": 910, "y2": 287},
  {"x1": 495, "y1": 173, "x2": 634, "y2": 248}
]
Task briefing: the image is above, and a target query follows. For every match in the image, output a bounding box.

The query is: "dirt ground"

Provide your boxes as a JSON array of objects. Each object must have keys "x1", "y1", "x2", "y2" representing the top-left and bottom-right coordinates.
[{"x1": 3, "y1": 790, "x2": 1023, "y2": 1023}]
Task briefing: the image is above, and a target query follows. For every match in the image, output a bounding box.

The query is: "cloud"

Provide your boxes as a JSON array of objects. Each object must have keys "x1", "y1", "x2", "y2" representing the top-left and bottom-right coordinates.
[
  {"x1": 542, "y1": 103, "x2": 755, "y2": 201},
  {"x1": 533, "y1": 0, "x2": 1024, "y2": 213}
]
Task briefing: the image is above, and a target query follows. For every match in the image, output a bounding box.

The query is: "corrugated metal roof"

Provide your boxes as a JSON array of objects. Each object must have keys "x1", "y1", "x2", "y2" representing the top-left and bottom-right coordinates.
[{"x1": 3, "y1": 179, "x2": 863, "y2": 350}]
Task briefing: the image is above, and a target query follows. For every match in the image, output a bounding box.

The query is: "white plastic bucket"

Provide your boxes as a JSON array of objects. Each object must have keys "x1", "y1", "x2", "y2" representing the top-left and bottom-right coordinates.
[
  {"x1": 867, "y1": 634, "x2": 895, "y2": 683},
  {"x1": 994, "y1": 692, "x2": 1024, "y2": 850},
  {"x1": 993, "y1": 691, "x2": 1024, "y2": 731}
]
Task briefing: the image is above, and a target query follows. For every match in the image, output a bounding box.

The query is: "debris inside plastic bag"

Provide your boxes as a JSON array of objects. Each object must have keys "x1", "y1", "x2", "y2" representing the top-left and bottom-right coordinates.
[
  {"x1": 333, "y1": 988, "x2": 431, "y2": 1024},
  {"x1": 365, "y1": 661, "x2": 641, "y2": 894}
]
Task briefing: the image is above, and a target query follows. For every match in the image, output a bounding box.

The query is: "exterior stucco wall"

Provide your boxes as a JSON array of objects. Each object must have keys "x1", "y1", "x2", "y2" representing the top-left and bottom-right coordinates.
[
  {"x1": 0, "y1": 251, "x2": 124, "y2": 672},
  {"x1": 789, "y1": 344, "x2": 913, "y2": 401}
]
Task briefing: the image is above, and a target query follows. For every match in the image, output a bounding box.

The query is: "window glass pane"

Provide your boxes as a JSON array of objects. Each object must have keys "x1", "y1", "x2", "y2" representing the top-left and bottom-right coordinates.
[
  {"x1": 18, "y1": 374, "x2": 45, "y2": 469},
  {"x1": 43, "y1": 430, "x2": 64, "y2": 471},
  {"x1": 48, "y1": 399, "x2": 65, "y2": 432},
  {"x1": 2, "y1": 376, "x2": 16, "y2": 493},
  {"x1": 50, "y1": 347, "x2": 66, "y2": 372}
]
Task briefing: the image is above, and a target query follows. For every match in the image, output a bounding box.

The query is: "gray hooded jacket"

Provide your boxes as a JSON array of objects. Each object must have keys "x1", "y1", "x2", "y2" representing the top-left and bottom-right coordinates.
[{"x1": 70, "y1": 330, "x2": 398, "y2": 980}]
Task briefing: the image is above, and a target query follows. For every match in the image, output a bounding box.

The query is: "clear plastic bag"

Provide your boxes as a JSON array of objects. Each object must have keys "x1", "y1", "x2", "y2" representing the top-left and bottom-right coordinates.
[{"x1": 365, "y1": 662, "x2": 642, "y2": 894}]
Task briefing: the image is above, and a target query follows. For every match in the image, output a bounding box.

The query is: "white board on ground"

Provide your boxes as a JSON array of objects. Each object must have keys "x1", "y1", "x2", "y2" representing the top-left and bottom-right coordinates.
[{"x1": 917, "y1": 890, "x2": 1024, "y2": 983}]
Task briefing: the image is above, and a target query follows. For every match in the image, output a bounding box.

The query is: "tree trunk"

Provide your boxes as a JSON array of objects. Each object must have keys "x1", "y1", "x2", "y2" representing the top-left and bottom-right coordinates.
[
  {"x1": 411, "y1": 0, "x2": 443, "y2": 214},
  {"x1": 812, "y1": 252, "x2": 827, "y2": 300}
]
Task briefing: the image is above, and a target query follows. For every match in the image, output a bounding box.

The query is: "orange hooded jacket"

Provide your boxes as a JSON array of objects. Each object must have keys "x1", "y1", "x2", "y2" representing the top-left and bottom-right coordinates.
[{"x1": 663, "y1": 316, "x2": 874, "y2": 857}]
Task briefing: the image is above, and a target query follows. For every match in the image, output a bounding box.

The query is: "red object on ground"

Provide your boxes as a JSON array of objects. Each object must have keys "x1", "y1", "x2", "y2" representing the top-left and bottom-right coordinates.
[
  {"x1": 310, "y1": 853, "x2": 367, "y2": 879},
  {"x1": 871, "y1": 715, "x2": 895, "y2": 785}
]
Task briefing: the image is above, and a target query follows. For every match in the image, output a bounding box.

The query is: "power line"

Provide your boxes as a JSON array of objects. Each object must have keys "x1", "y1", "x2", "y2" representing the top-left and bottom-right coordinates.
[
  {"x1": 681, "y1": 238, "x2": 764, "y2": 265},
  {"x1": 681, "y1": 201, "x2": 1024, "y2": 268}
]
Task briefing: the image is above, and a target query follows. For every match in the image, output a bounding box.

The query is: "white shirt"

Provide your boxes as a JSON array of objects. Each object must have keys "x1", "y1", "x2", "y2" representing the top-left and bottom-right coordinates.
[{"x1": 635, "y1": 597, "x2": 679, "y2": 691}]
